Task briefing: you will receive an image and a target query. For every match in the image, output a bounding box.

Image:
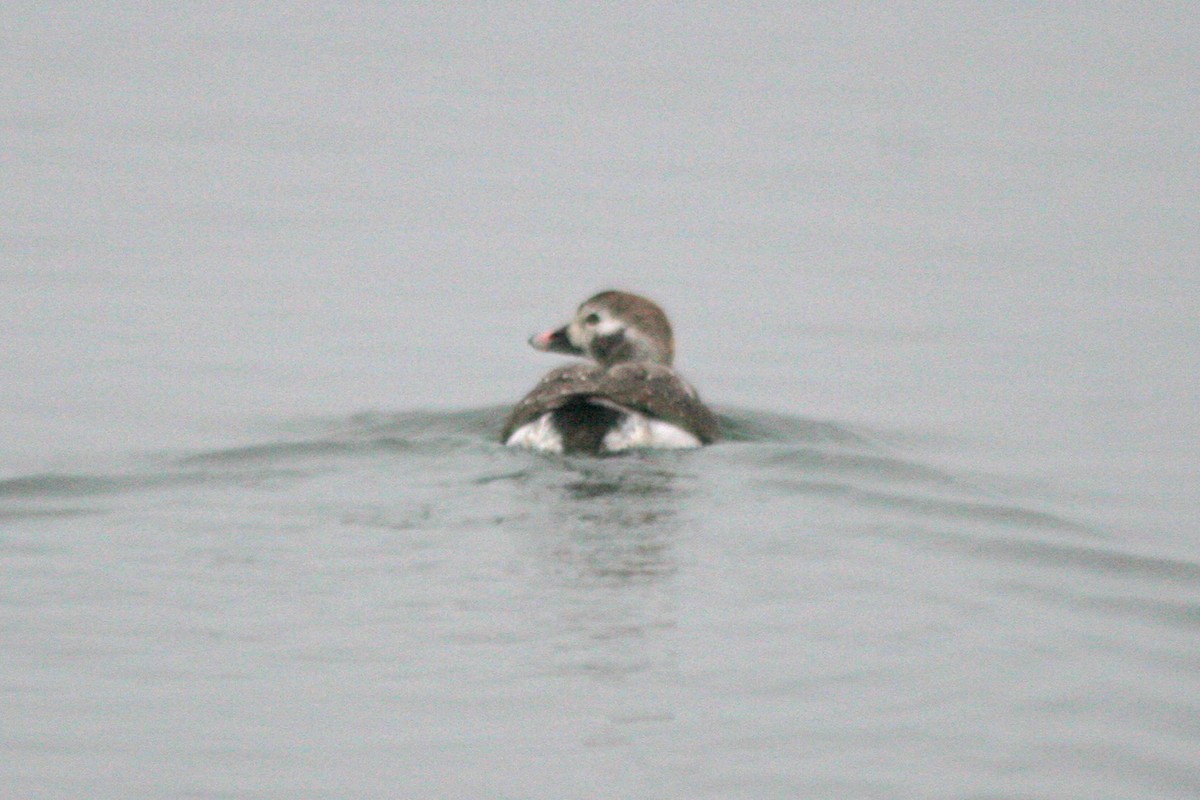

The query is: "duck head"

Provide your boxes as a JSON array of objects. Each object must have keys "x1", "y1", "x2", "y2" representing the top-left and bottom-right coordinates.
[{"x1": 528, "y1": 290, "x2": 675, "y2": 367}]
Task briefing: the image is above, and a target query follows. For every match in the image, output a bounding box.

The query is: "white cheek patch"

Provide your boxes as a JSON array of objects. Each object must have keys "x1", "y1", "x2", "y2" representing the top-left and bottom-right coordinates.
[{"x1": 594, "y1": 317, "x2": 623, "y2": 336}]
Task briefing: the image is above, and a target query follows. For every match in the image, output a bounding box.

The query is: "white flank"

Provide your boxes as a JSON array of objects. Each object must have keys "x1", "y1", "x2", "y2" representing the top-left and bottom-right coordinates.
[
  {"x1": 602, "y1": 412, "x2": 701, "y2": 452},
  {"x1": 505, "y1": 413, "x2": 564, "y2": 453}
]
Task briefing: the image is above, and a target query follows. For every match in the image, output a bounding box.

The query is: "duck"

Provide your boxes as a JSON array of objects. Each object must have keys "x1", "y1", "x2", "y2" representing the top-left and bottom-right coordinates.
[{"x1": 501, "y1": 290, "x2": 720, "y2": 454}]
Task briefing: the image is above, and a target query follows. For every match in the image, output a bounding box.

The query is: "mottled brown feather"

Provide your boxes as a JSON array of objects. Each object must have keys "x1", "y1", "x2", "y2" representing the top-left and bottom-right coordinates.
[{"x1": 500, "y1": 362, "x2": 720, "y2": 445}]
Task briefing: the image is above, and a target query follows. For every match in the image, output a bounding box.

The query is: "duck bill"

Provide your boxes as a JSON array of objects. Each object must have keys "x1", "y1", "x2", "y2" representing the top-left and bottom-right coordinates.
[{"x1": 529, "y1": 325, "x2": 583, "y2": 356}]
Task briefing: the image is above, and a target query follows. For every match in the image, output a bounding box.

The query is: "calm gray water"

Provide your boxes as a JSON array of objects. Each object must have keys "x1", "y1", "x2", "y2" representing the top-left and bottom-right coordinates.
[{"x1": 3, "y1": 4, "x2": 1198, "y2": 799}]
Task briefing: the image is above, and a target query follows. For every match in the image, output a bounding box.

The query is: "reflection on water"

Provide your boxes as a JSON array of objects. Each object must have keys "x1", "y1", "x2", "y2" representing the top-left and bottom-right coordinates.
[{"x1": 510, "y1": 456, "x2": 687, "y2": 694}]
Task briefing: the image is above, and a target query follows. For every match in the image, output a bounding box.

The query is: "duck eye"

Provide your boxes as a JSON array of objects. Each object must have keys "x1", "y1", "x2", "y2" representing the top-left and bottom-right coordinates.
[{"x1": 584, "y1": 313, "x2": 600, "y2": 325}]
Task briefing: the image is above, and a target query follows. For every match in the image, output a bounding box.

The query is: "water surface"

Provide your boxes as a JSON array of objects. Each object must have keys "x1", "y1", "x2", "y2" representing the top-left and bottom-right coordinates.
[{"x1": 2, "y1": 3, "x2": 1198, "y2": 798}]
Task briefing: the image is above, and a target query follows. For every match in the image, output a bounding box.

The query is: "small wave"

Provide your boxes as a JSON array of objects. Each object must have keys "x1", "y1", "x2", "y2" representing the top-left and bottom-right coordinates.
[
  {"x1": 758, "y1": 447, "x2": 963, "y2": 487},
  {"x1": 1010, "y1": 580, "x2": 1200, "y2": 631},
  {"x1": 0, "y1": 408, "x2": 512, "y2": 505},
  {"x1": 763, "y1": 476, "x2": 1092, "y2": 534},
  {"x1": 716, "y1": 408, "x2": 871, "y2": 446},
  {"x1": 0, "y1": 466, "x2": 306, "y2": 503},
  {"x1": 177, "y1": 437, "x2": 412, "y2": 466},
  {"x1": 169, "y1": 407, "x2": 515, "y2": 471},
  {"x1": 271, "y1": 405, "x2": 864, "y2": 454},
  {"x1": 295, "y1": 407, "x2": 510, "y2": 443},
  {"x1": 711, "y1": 407, "x2": 1101, "y2": 540},
  {"x1": 0, "y1": 473, "x2": 145, "y2": 499},
  {"x1": 0, "y1": 506, "x2": 100, "y2": 521},
  {"x1": 0, "y1": 406, "x2": 1095, "y2": 547},
  {"x1": 972, "y1": 536, "x2": 1200, "y2": 585},
  {"x1": 199, "y1": 405, "x2": 865, "y2": 463}
]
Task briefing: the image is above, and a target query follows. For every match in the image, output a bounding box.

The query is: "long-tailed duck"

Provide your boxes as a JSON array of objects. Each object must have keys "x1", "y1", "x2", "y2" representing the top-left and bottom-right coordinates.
[{"x1": 502, "y1": 291, "x2": 720, "y2": 454}]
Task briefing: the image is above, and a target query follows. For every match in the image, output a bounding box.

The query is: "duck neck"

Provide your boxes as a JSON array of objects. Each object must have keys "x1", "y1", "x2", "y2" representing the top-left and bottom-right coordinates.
[{"x1": 591, "y1": 331, "x2": 670, "y2": 366}]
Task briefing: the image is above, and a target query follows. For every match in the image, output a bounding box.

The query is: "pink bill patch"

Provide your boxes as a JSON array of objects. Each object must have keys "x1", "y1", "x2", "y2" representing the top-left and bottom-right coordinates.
[{"x1": 530, "y1": 329, "x2": 557, "y2": 350}]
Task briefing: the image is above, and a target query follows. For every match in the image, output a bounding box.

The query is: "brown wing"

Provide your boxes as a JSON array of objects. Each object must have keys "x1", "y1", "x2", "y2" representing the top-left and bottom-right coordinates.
[
  {"x1": 500, "y1": 364, "x2": 605, "y2": 442},
  {"x1": 500, "y1": 362, "x2": 720, "y2": 444},
  {"x1": 597, "y1": 362, "x2": 721, "y2": 443}
]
